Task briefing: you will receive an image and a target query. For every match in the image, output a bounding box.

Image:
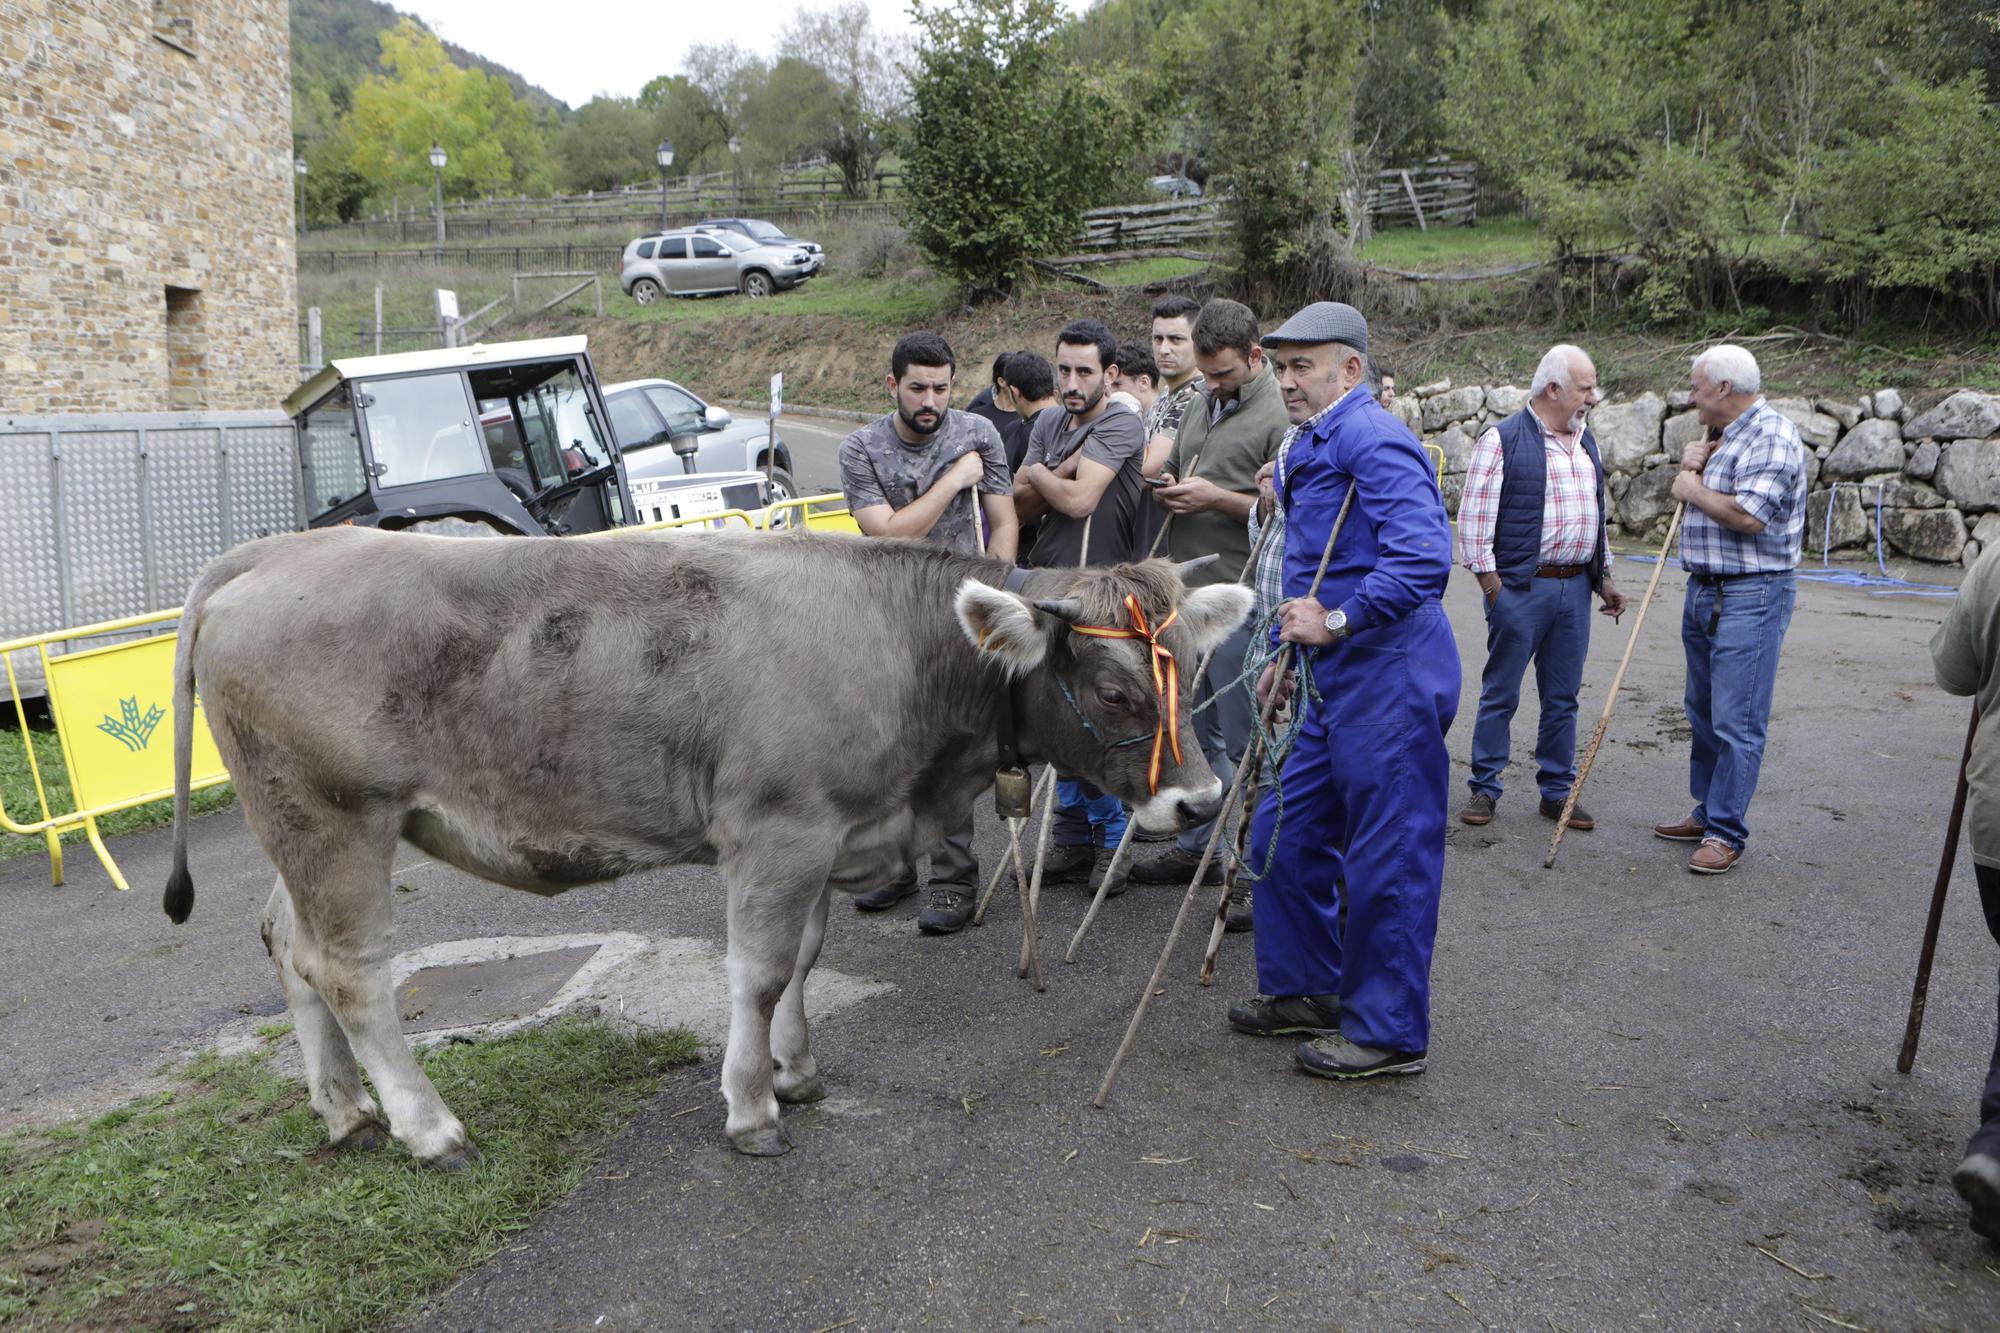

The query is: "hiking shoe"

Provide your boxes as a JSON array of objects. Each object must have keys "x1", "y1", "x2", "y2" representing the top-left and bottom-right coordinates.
[
  {"x1": 1039, "y1": 844, "x2": 1096, "y2": 884},
  {"x1": 1130, "y1": 846, "x2": 1224, "y2": 886},
  {"x1": 1295, "y1": 1034, "x2": 1427, "y2": 1080},
  {"x1": 1652, "y1": 816, "x2": 1706, "y2": 842},
  {"x1": 1459, "y1": 793, "x2": 1496, "y2": 826},
  {"x1": 1539, "y1": 796, "x2": 1594, "y2": 831},
  {"x1": 1088, "y1": 850, "x2": 1129, "y2": 898},
  {"x1": 1225, "y1": 887, "x2": 1254, "y2": 934},
  {"x1": 854, "y1": 876, "x2": 919, "y2": 911},
  {"x1": 1689, "y1": 838, "x2": 1742, "y2": 875},
  {"x1": 1227, "y1": 993, "x2": 1341, "y2": 1037},
  {"x1": 917, "y1": 886, "x2": 975, "y2": 935},
  {"x1": 1954, "y1": 1152, "x2": 2000, "y2": 1245}
]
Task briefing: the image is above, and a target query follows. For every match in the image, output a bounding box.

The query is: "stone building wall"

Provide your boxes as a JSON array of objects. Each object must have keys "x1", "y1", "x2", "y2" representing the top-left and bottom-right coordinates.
[
  {"x1": 0, "y1": 0, "x2": 295, "y2": 413},
  {"x1": 1394, "y1": 382, "x2": 2000, "y2": 567}
]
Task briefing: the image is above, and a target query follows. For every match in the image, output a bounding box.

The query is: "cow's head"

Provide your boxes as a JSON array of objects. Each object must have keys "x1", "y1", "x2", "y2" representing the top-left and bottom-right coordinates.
[{"x1": 955, "y1": 560, "x2": 1255, "y2": 832}]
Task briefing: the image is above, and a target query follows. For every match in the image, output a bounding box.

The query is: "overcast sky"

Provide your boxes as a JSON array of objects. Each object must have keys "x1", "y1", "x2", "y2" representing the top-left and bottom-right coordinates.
[{"x1": 394, "y1": 0, "x2": 1094, "y2": 108}]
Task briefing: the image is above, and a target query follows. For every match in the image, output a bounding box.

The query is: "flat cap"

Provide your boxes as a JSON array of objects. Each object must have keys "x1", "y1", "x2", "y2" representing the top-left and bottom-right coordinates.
[{"x1": 1260, "y1": 301, "x2": 1369, "y2": 354}]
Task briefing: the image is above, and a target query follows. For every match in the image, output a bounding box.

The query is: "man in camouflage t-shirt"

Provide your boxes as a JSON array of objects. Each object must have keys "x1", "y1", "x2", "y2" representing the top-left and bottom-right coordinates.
[{"x1": 838, "y1": 331, "x2": 1018, "y2": 934}]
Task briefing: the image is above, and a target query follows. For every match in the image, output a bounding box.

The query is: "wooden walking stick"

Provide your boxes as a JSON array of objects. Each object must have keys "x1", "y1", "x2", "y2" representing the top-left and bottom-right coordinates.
[
  {"x1": 1094, "y1": 486, "x2": 1354, "y2": 1110},
  {"x1": 1898, "y1": 705, "x2": 1979, "y2": 1074},
  {"x1": 1544, "y1": 502, "x2": 1685, "y2": 869}
]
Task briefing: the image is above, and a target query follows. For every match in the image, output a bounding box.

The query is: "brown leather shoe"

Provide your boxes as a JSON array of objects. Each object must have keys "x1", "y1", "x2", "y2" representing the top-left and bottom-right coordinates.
[
  {"x1": 1652, "y1": 817, "x2": 1706, "y2": 842},
  {"x1": 1539, "y1": 797, "x2": 1594, "y2": 831},
  {"x1": 1459, "y1": 793, "x2": 1496, "y2": 826},
  {"x1": 1689, "y1": 838, "x2": 1741, "y2": 874}
]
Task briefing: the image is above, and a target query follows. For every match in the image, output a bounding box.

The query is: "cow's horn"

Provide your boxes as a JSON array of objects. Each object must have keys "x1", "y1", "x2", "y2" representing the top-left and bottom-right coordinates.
[
  {"x1": 1034, "y1": 598, "x2": 1084, "y2": 623},
  {"x1": 1173, "y1": 554, "x2": 1220, "y2": 578}
]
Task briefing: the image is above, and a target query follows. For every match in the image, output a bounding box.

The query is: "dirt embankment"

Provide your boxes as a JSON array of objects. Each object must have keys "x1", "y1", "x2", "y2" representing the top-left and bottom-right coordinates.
[{"x1": 549, "y1": 287, "x2": 1176, "y2": 413}]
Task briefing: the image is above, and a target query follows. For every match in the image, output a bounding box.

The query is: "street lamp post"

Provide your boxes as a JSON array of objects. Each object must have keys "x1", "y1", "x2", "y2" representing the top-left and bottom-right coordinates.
[
  {"x1": 295, "y1": 156, "x2": 308, "y2": 235},
  {"x1": 428, "y1": 141, "x2": 448, "y2": 264},
  {"x1": 728, "y1": 135, "x2": 742, "y2": 209},
  {"x1": 656, "y1": 139, "x2": 675, "y2": 231}
]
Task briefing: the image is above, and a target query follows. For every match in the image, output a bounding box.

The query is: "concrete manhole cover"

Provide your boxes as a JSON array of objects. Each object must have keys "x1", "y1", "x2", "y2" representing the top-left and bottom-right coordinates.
[{"x1": 396, "y1": 944, "x2": 602, "y2": 1033}]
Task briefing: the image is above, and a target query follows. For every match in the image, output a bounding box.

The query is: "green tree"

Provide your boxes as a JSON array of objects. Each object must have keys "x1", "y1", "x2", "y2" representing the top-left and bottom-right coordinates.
[
  {"x1": 554, "y1": 98, "x2": 657, "y2": 193},
  {"x1": 640, "y1": 74, "x2": 730, "y2": 175},
  {"x1": 348, "y1": 20, "x2": 540, "y2": 201},
  {"x1": 778, "y1": 2, "x2": 905, "y2": 197},
  {"x1": 898, "y1": 0, "x2": 1122, "y2": 294},
  {"x1": 740, "y1": 58, "x2": 847, "y2": 171},
  {"x1": 1808, "y1": 75, "x2": 2000, "y2": 323},
  {"x1": 1160, "y1": 0, "x2": 1365, "y2": 299}
]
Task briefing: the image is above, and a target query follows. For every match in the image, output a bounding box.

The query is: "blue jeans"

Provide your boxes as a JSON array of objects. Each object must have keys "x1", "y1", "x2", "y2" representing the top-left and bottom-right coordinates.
[
  {"x1": 1177, "y1": 622, "x2": 1258, "y2": 854},
  {"x1": 1681, "y1": 571, "x2": 1795, "y2": 850},
  {"x1": 1054, "y1": 778, "x2": 1127, "y2": 848},
  {"x1": 1467, "y1": 574, "x2": 1592, "y2": 802},
  {"x1": 1970, "y1": 864, "x2": 2000, "y2": 1161}
]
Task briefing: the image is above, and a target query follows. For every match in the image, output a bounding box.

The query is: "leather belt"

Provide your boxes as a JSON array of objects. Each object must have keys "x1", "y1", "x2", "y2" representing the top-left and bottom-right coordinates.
[{"x1": 1535, "y1": 563, "x2": 1587, "y2": 579}]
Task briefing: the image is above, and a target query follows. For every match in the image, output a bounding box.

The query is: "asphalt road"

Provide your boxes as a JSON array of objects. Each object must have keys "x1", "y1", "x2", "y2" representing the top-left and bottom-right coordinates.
[
  {"x1": 4, "y1": 555, "x2": 1998, "y2": 1330},
  {"x1": 776, "y1": 412, "x2": 867, "y2": 496}
]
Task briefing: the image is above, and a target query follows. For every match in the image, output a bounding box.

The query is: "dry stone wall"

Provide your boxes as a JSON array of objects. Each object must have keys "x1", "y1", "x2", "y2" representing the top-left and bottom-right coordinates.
[
  {"x1": 0, "y1": 0, "x2": 296, "y2": 413},
  {"x1": 1393, "y1": 382, "x2": 2000, "y2": 566}
]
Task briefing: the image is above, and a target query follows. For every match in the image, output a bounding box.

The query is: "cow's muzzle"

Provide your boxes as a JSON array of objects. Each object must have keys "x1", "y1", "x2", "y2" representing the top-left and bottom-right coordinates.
[{"x1": 1131, "y1": 777, "x2": 1226, "y2": 834}]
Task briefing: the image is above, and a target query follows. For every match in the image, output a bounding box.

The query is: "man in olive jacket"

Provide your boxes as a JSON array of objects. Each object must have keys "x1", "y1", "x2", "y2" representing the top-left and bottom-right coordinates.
[{"x1": 1133, "y1": 299, "x2": 1290, "y2": 886}]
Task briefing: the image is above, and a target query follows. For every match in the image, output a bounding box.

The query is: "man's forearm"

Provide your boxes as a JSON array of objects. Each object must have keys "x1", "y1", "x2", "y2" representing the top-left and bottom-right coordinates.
[
  {"x1": 1023, "y1": 463, "x2": 1100, "y2": 519},
  {"x1": 1686, "y1": 482, "x2": 1765, "y2": 534},
  {"x1": 1143, "y1": 434, "x2": 1175, "y2": 478},
  {"x1": 1207, "y1": 489, "x2": 1256, "y2": 523},
  {"x1": 986, "y1": 515, "x2": 1019, "y2": 562},
  {"x1": 877, "y1": 478, "x2": 963, "y2": 539},
  {"x1": 1012, "y1": 478, "x2": 1049, "y2": 521}
]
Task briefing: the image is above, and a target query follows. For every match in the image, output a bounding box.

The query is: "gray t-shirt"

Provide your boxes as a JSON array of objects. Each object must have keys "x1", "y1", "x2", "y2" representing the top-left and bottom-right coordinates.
[
  {"x1": 838, "y1": 409, "x2": 1012, "y2": 555},
  {"x1": 1022, "y1": 404, "x2": 1147, "y2": 568}
]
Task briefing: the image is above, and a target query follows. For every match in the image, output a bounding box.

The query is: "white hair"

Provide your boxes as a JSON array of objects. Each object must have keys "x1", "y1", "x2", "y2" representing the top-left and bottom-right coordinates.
[
  {"x1": 1691, "y1": 344, "x2": 1761, "y2": 395},
  {"x1": 1531, "y1": 344, "x2": 1590, "y2": 396}
]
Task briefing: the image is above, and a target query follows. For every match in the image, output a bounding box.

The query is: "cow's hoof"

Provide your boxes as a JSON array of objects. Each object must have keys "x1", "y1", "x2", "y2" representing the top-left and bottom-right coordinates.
[
  {"x1": 427, "y1": 1141, "x2": 482, "y2": 1173},
  {"x1": 774, "y1": 1076, "x2": 825, "y2": 1104},
  {"x1": 729, "y1": 1126, "x2": 792, "y2": 1157},
  {"x1": 330, "y1": 1121, "x2": 384, "y2": 1153}
]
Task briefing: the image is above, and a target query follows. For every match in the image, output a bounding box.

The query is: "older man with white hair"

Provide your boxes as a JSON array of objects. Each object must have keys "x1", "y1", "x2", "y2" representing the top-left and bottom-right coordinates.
[
  {"x1": 1654, "y1": 344, "x2": 1807, "y2": 875},
  {"x1": 1457, "y1": 344, "x2": 1629, "y2": 830}
]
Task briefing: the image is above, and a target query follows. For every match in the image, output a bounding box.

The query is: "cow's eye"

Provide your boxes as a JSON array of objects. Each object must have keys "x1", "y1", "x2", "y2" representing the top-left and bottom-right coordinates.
[{"x1": 1096, "y1": 687, "x2": 1127, "y2": 709}]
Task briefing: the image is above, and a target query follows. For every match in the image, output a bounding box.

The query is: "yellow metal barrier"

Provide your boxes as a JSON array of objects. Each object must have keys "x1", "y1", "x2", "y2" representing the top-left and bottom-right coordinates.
[
  {"x1": 761, "y1": 492, "x2": 862, "y2": 535},
  {"x1": 2, "y1": 609, "x2": 229, "y2": 891},
  {"x1": 1424, "y1": 442, "x2": 1446, "y2": 480},
  {"x1": 589, "y1": 509, "x2": 760, "y2": 537}
]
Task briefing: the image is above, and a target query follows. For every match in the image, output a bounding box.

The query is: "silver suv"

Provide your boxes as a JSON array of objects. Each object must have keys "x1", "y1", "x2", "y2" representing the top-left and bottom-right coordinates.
[{"x1": 620, "y1": 228, "x2": 816, "y2": 303}]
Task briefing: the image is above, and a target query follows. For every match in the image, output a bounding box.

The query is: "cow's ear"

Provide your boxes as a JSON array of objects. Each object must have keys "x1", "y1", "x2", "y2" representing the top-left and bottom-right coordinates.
[
  {"x1": 955, "y1": 580, "x2": 1051, "y2": 675},
  {"x1": 1175, "y1": 583, "x2": 1255, "y2": 656}
]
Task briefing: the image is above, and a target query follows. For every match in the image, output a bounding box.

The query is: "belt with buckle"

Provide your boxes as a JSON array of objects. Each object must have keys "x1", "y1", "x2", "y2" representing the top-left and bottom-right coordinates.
[{"x1": 1534, "y1": 564, "x2": 1586, "y2": 579}]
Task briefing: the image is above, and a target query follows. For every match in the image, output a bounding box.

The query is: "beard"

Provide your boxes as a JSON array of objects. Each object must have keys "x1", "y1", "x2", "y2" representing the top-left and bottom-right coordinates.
[
  {"x1": 1063, "y1": 384, "x2": 1104, "y2": 417},
  {"x1": 897, "y1": 404, "x2": 944, "y2": 437}
]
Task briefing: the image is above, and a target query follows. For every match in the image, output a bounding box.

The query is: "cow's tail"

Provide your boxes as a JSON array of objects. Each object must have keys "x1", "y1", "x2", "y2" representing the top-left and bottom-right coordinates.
[{"x1": 163, "y1": 553, "x2": 252, "y2": 924}]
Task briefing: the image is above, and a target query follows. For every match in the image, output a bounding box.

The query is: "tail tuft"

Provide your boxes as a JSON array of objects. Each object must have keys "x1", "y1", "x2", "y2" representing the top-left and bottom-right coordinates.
[{"x1": 164, "y1": 865, "x2": 194, "y2": 924}]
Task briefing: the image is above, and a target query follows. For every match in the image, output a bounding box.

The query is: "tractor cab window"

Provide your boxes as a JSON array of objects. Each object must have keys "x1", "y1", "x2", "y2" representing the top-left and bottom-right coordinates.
[
  {"x1": 359, "y1": 373, "x2": 484, "y2": 487},
  {"x1": 468, "y1": 361, "x2": 613, "y2": 490},
  {"x1": 301, "y1": 382, "x2": 365, "y2": 520}
]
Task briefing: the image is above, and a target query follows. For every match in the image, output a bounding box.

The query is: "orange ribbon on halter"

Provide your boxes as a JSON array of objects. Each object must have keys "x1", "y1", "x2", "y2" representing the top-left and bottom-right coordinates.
[{"x1": 1069, "y1": 594, "x2": 1182, "y2": 795}]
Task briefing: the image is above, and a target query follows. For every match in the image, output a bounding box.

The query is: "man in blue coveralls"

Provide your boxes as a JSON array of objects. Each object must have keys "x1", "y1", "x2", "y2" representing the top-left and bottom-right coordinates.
[{"x1": 1227, "y1": 301, "x2": 1460, "y2": 1080}]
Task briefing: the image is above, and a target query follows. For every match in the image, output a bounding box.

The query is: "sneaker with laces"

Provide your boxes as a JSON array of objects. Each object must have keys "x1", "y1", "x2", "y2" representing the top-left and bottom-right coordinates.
[
  {"x1": 1458, "y1": 792, "x2": 1496, "y2": 826},
  {"x1": 1224, "y1": 887, "x2": 1254, "y2": 934},
  {"x1": 1038, "y1": 843, "x2": 1095, "y2": 884},
  {"x1": 1227, "y1": 992, "x2": 1341, "y2": 1037},
  {"x1": 917, "y1": 885, "x2": 975, "y2": 935},
  {"x1": 1087, "y1": 849, "x2": 1129, "y2": 898},
  {"x1": 1294, "y1": 1033, "x2": 1426, "y2": 1080},
  {"x1": 1130, "y1": 846, "x2": 1224, "y2": 886}
]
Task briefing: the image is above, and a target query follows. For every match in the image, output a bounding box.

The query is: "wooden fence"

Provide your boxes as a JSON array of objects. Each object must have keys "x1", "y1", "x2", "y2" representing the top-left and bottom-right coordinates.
[
  {"x1": 300, "y1": 244, "x2": 630, "y2": 276},
  {"x1": 1364, "y1": 159, "x2": 1477, "y2": 230}
]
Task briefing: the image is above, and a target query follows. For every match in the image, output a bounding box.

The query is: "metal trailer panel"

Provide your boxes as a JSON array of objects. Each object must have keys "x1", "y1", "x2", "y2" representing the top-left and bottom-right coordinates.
[{"x1": 0, "y1": 411, "x2": 301, "y2": 697}]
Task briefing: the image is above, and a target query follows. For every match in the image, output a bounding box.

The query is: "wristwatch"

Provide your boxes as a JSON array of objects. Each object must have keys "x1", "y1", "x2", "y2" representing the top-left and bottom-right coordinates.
[{"x1": 1323, "y1": 607, "x2": 1348, "y2": 641}]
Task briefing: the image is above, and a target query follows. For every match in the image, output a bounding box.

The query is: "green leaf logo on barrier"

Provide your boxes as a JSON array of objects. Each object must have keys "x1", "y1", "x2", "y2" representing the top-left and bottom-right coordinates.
[{"x1": 99, "y1": 697, "x2": 167, "y2": 753}]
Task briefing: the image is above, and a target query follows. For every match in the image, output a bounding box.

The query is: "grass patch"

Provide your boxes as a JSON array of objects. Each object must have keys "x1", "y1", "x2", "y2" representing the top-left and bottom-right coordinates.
[
  {"x1": 1358, "y1": 217, "x2": 1546, "y2": 272},
  {"x1": 0, "y1": 719, "x2": 234, "y2": 864},
  {"x1": 608, "y1": 271, "x2": 952, "y2": 330},
  {"x1": 1085, "y1": 256, "x2": 1208, "y2": 286},
  {"x1": 0, "y1": 1019, "x2": 700, "y2": 1330}
]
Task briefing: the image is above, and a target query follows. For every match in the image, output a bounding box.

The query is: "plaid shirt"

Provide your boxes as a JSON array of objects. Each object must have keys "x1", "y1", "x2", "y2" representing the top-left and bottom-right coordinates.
[
  {"x1": 1678, "y1": 397, "x2": 1807, "y2": 575},
  {"x1": 1455, "y1": 417, "x2": 1607, "y2": 573}
]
